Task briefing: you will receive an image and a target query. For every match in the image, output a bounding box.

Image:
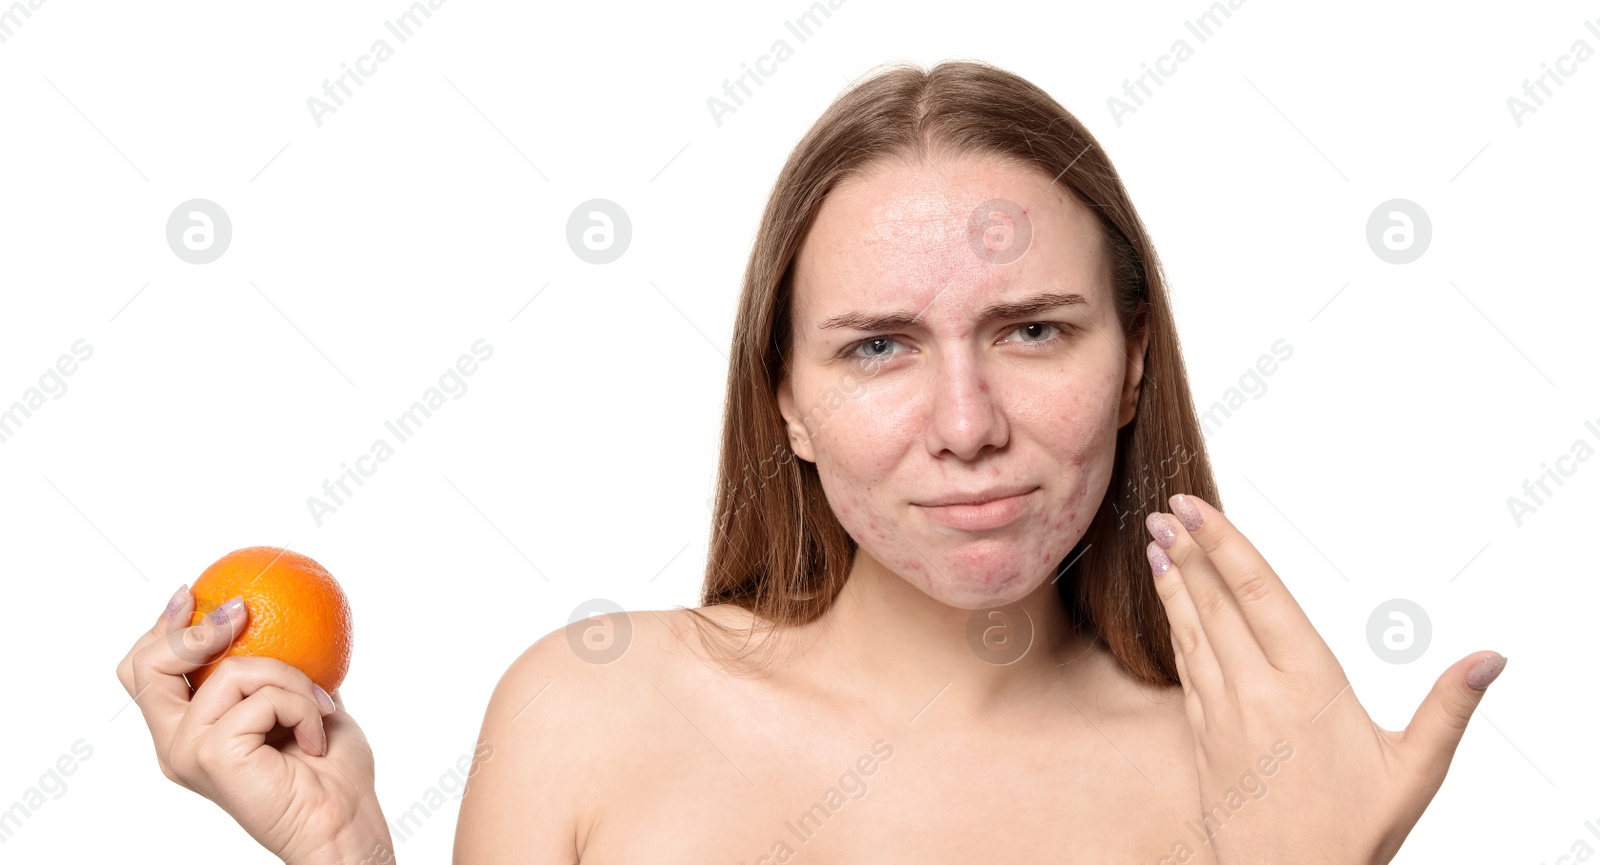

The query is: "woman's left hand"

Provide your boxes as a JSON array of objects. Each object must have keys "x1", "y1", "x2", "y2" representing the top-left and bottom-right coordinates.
[{"x1": 1144, "y1": 493, "x2": 1505, "y2": 865}]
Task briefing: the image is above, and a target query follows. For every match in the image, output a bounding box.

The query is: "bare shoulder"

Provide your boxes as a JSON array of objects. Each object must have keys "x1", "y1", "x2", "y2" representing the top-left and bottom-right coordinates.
[
  {"x1": 481, "y1": 603, "x2": 772, "y2": 728},
  {"x1": 453, "y1": 605, "x2": 771, "y2": 863}
]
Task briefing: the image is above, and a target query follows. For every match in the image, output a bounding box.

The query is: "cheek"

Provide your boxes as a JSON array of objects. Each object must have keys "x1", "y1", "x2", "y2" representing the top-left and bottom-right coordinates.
[
  {"x1": 808, "y1": 380, "x2": 920, "y2": 477},
  {"x1": 806, "y1": 388, "x2": 917, "y2": 537},
  {"x1": 1027, "y1": 384, "x2": 1115, "y2": 464},
  {"x1": 818, "y1": 460, "x2": 902, "y2": 555},
  {"x1": 1017, "y1": 368, "x2": 1123, "y2": 519}
]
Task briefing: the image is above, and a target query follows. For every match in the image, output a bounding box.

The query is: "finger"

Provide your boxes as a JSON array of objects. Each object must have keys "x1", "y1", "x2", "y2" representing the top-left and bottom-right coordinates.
[
  {"x1": 128, "y1": 596, "x2": 249, "y2": 743},
  {"x1": 185, "y1": 656, "x2": 332, "y2": 730},
  {"x1": 1400, "y1": 652, "x2": 1507, "y2": 784},
  {"x1": 1148, "y1": 539, "x2": 1225, "y2": 712},
  {"x1": 318, "y1": 689, "x2": 363, "y2": 762},
  {"x1": 1169, "y1": 494, "x2": 1317, "y2": 669},
  {"x1": 212, "y1": 685, "x2": 327, "y2": 758},
  {"x1": 1145, "y1": 527, "x2": 1193, "y2": 696},
  {"x1": 1161, "y1": 603, "x2": 1208, "y2": 735},
  {"x1": 317, "y1": 689, "x2": 376, "y2": 772},
  {"x1": 1149, "y1": 509, "x2": 1260, "y2": 676},
  {"x1": 117, "y1": 584, "x2": 195, "y2": 696}
]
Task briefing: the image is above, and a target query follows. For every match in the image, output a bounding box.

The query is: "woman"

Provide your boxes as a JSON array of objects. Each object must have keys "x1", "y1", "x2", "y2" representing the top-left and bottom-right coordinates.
[{"x1": 116, "y1": 60, "x2": 1504, "y2": 864}]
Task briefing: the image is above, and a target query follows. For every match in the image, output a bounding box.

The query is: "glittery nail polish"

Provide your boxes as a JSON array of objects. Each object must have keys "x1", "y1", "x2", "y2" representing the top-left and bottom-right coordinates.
[
  {"x1": 163, "y1": 584, "x2": 189, "y2": 617},
  {"x1": 1147, "y1": 542, "x2": 1171, "y2": 576},
  {"x1": 1145, "y1": 512, "x2": 1177, "y2": 549},
  {"x1": 208, "y1": 595, "x2": 245, "y2": 627},
  {"x1": 1172, "y1": 495, "x2": 1204, "y2": 532},
  {"x1": 1466, "y1": 655, "x2": 1507, "y2": 691}
]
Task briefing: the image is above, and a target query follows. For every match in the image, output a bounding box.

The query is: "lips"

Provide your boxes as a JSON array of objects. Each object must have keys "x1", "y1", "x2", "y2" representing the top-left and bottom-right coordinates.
[
  {"x1": 914, "y1": 485, "x2": 1038, "y2": 508},
  {"x1": 913, "y1": 486, "x2": 1038, "y2": 531}
]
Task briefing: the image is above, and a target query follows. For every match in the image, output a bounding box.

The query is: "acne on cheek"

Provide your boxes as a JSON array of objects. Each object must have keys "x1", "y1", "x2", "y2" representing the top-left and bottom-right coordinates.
[
  {"x1": 826, "y1": 476, "x2": 921, "y2": 581},
  {"x1": 1048, "y1": 509, "x2": 1075, "y2": 533},
  {"x1": 1036, "y1": 505, "x2": 1081, "y2": 565},
  {"x1": 897, "y1": 556, "x2": 931, "y2": 592},
  {"x1": 824, "y1": 477, "x2": 893, "y2": 547}
]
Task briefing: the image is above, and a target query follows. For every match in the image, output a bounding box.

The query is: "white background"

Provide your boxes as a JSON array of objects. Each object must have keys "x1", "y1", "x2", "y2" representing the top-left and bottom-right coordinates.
[{"x1": 2, "y1": 0, "x2": 1596, "y2": 861}]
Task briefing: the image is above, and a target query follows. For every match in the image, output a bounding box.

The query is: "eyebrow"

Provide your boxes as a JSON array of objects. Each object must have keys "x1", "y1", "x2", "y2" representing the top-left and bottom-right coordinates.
[{"x1": 816, "y1": 290, "x2": 1088, "y2": 332}]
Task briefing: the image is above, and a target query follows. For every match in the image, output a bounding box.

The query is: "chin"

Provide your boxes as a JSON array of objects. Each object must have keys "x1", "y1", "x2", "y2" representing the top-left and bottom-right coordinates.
[{"x1": 918, "y1": 559, "x2": 1047, "y2": 611}]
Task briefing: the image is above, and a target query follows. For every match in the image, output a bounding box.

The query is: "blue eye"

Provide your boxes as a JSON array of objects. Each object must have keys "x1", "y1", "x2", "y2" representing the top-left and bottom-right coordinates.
[
  {"x1": 841, "y1": 322, "x2": 1069, "y2": 367},
  {"x1": 1007, "y1": 322, "x2": 1063, "y2": 343},
  {"x1": 850, "y1": 336, "x2": 903, "y2": 359}
]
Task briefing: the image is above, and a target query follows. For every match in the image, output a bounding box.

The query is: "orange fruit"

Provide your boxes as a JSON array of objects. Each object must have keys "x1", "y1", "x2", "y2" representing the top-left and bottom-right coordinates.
[{"x1": 185, "y1": 546, "x2": 353, "y2": 695}]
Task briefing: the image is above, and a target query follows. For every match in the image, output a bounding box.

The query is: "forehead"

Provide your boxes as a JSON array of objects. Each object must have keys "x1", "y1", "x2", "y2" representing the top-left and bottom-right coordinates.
[{"x1": 791, "y1": 153, "x2": 1109, "y2": 327}]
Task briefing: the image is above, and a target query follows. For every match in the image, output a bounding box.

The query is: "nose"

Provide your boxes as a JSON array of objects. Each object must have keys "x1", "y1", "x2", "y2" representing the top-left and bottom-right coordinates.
[{"x1": 924, "y1": 346, "x2": 1008, "y2": 460}]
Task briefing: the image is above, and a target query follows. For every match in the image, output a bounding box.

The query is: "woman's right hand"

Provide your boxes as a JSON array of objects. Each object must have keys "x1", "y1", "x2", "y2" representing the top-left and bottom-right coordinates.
[{"x1": 116, "y1": 584, "x2": 394, "y2": 864}]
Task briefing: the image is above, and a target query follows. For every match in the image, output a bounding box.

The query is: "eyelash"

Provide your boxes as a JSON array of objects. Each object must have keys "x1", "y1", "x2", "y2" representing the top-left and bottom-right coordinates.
[{"x1": 842, "y1": 321, "x2": 1072, "y2": 364}]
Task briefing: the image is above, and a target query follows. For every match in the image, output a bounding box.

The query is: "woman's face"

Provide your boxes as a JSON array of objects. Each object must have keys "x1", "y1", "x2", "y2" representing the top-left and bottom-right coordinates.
[{"x1": 777, "y1": 152, "x2": 1147, "y2": 610}]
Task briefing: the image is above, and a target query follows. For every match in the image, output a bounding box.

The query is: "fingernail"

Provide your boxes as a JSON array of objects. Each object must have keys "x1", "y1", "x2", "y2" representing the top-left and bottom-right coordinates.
[
  {"x1": 1466, "y1": 654, "x2": 1507, "y2": 691},
  {"x1": 163, "y1": 584, "x2": 190, "y2": 617},
  {"x1": 1172, "y1": 495, "x2": 1204, "y2": 532},
  {"x1": 1145, "y1": 512, "x2": 1176, "y2": 548},
  {"x1": 1146, "y1": 542, "x2": 1171, "y2": 576},
  {"x1": 208, "y1": 595, "x2": 246, "y2": 627},
  {"x1": 313, "y1": 684, "x2": 336, "y2": 715}
]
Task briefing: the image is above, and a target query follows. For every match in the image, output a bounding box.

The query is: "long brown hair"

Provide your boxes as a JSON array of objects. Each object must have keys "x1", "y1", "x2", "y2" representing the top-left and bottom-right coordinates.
[{"x1": 694, "y1": 59, "x2": 1220, "y2": 688}]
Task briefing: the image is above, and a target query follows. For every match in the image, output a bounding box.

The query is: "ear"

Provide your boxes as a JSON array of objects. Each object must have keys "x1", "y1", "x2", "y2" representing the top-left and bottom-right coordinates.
[
  {"x1": 776, "y1": 372, "x2": 817, "y2": 463},
  {"x1": 1118, "y1": 313, "x2": 1150, "y2": 429}
]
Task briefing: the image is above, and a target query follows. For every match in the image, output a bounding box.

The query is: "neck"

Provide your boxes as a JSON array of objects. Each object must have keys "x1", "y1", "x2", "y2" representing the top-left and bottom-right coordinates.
[{"x1": 799, "y1": 546, "x2": 1102, "y2": 721}]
